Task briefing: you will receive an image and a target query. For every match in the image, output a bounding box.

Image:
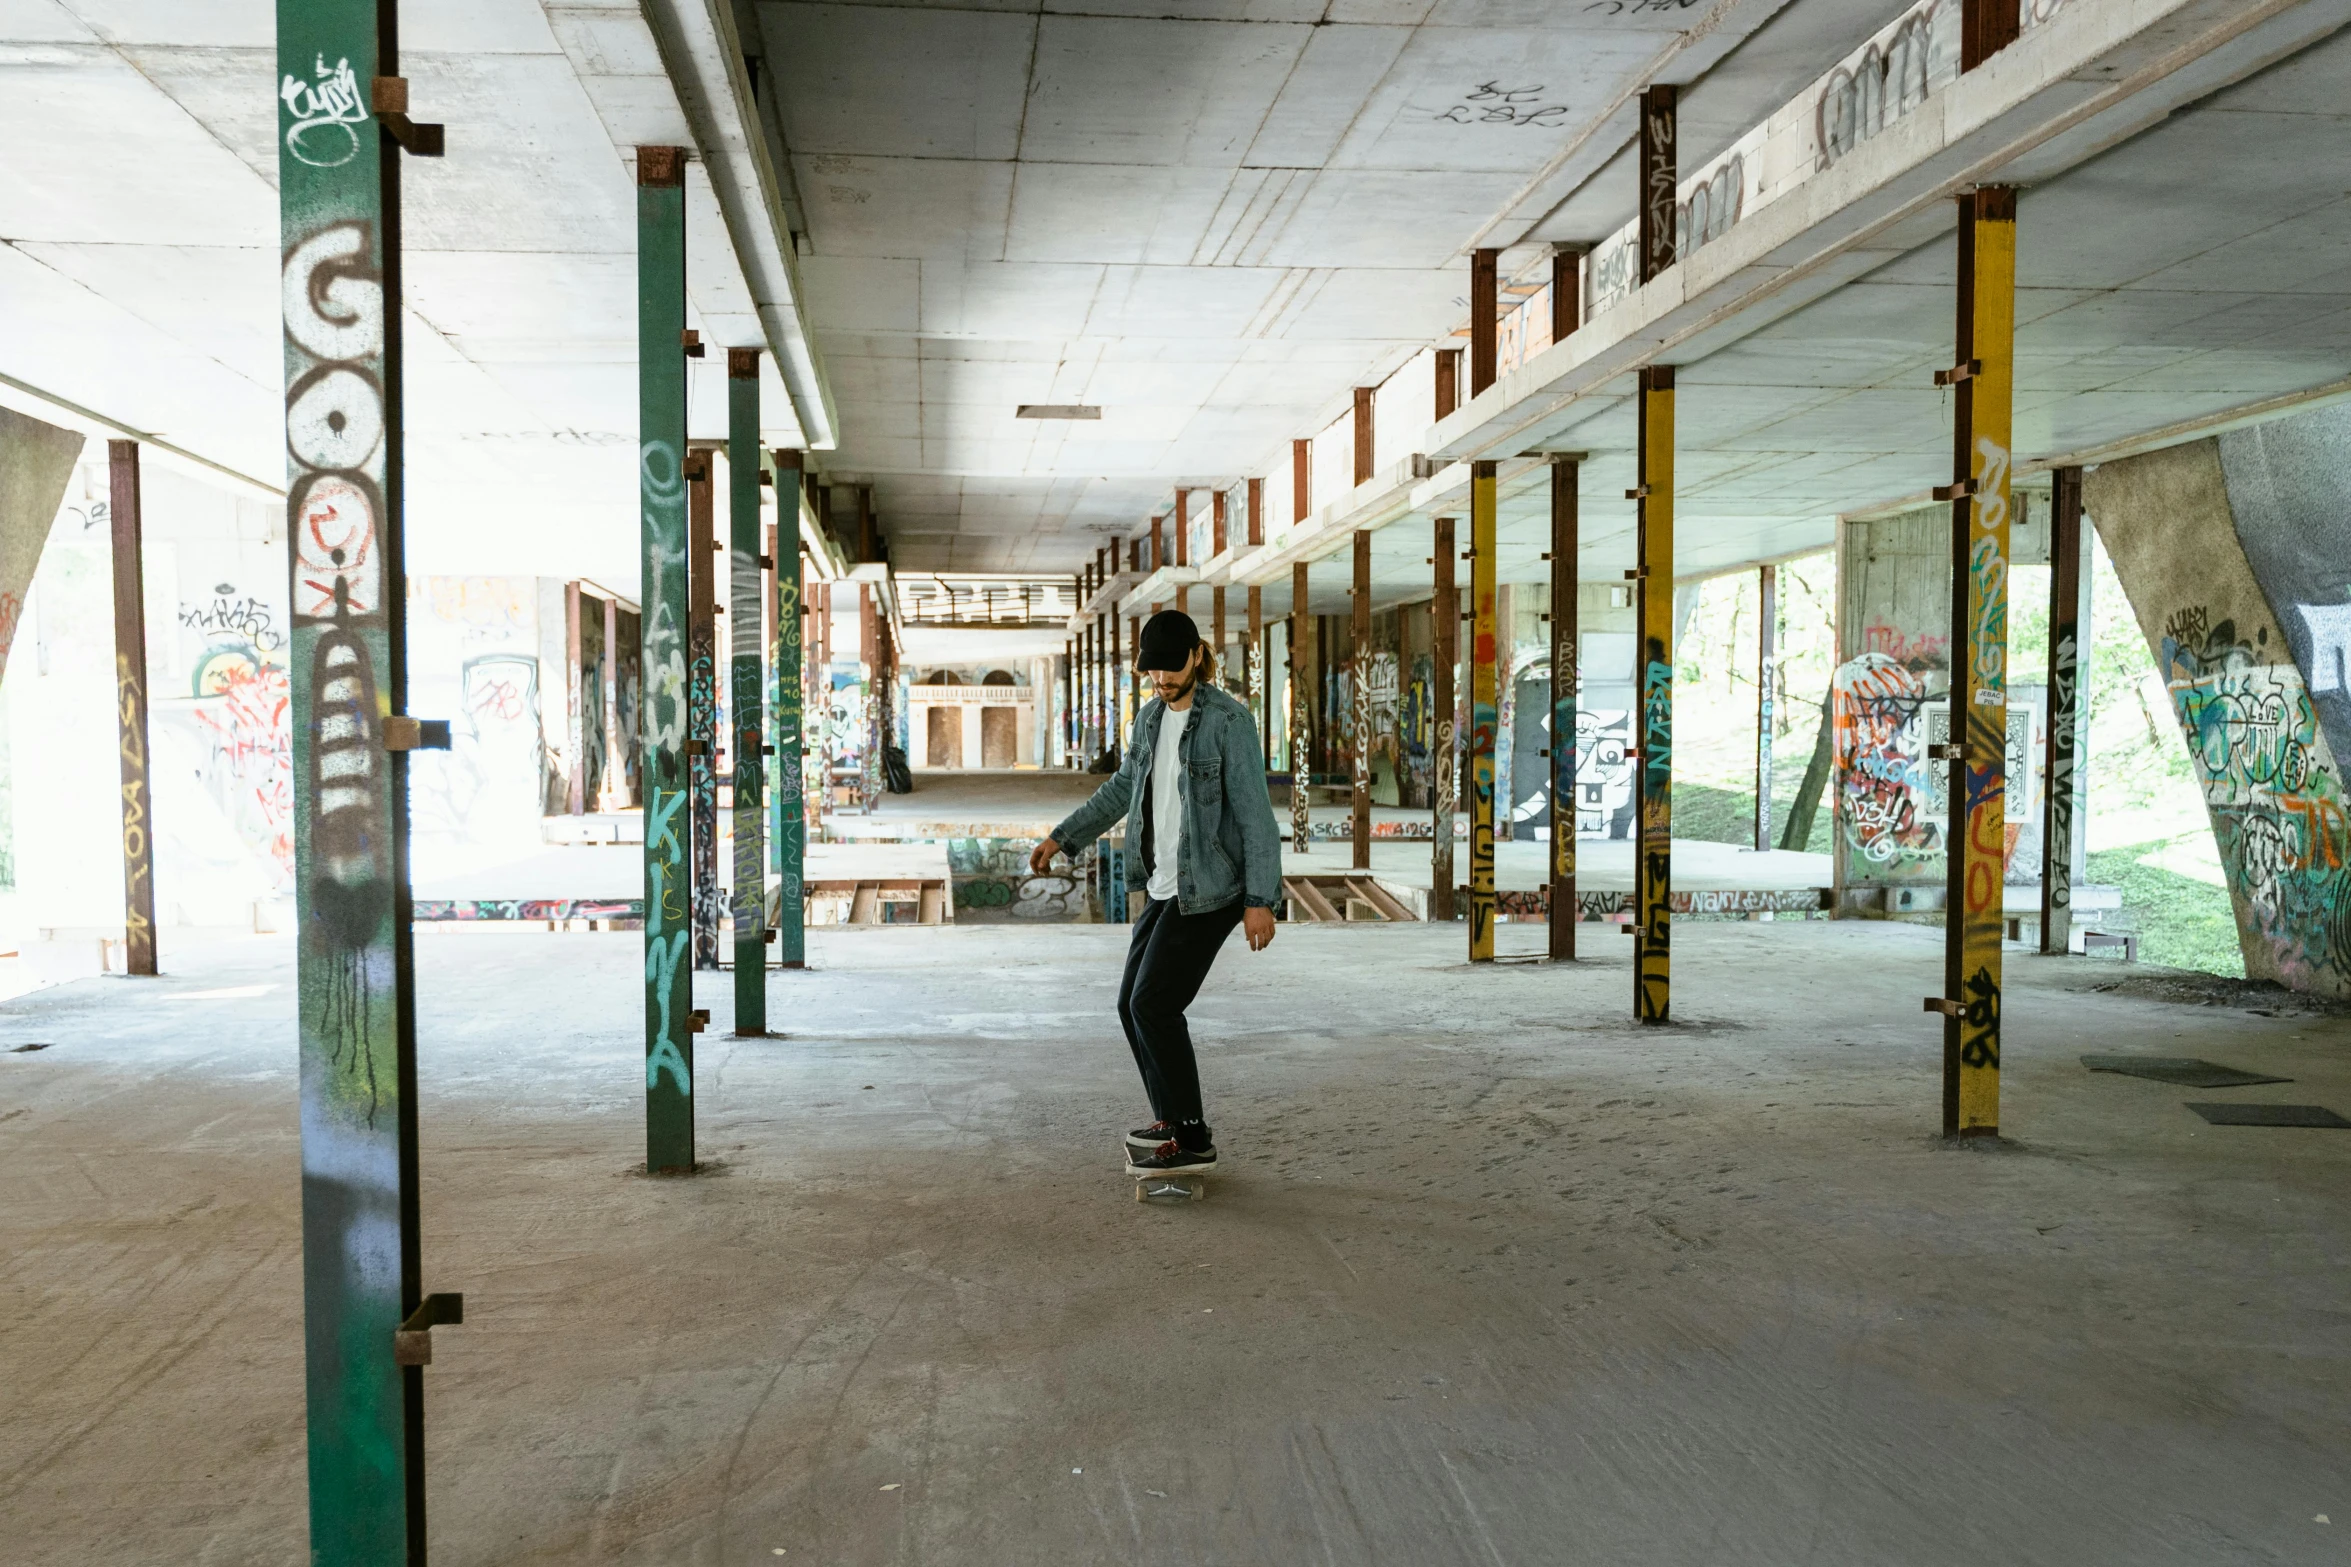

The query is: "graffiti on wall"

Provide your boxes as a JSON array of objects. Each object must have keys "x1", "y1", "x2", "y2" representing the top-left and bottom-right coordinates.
[
  {"x1": 1832, "y1": 623, "x2": 1948, "y2": 870},
  {"x1": 2159, "y1": 607, "x2": 2351, "y2": 983},
  {"x1": 1576, "y1": 709, "x2": 1634, "y2": 838}
]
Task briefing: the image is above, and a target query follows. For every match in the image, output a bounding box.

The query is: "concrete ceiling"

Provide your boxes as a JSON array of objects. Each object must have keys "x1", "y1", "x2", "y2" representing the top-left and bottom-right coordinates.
[
  {"x1": 0, "y1": 0, "x2": 808, "y2": 586},
  {"x1": 753, "y1": 0, "x2": 1922, "y2": 573}
]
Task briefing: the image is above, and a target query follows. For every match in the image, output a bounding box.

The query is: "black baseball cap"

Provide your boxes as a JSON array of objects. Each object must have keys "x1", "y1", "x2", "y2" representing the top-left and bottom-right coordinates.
[{"x1": 1135, "y1": 609, "x2": 1202, "y2": 672}]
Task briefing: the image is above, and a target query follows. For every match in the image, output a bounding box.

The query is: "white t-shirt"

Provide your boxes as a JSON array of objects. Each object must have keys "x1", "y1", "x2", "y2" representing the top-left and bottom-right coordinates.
[{"x1": 1146, "y1": 701, "x2": 1188, "y2": 901}]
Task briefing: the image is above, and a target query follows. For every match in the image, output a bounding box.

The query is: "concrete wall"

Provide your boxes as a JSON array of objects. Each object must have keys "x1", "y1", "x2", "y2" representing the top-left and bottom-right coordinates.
[{"x1": 2089, "y1": 412, "x2": 2351, "y2": 995}]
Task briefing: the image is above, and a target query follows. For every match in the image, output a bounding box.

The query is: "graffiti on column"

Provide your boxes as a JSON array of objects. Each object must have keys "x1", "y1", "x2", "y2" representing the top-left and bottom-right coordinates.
[
  {"x1": 279, "y1": 107, "x2": 406, "y2": 1536},
  {"x1": 640, "y1": 439, "x2": 692, "y2": 1104},
  {"x1": 688, "y1": 566, "x2": 720, "y2": 969},
  {"x1": 1956, "y1": 433, "x2": 2014, "y2": 1083},
  {"x1": 1635, "y1": 641, "x2": 1672, "y2": 1018},
  {"x1": 1553, "y1": 635, "x2": 1577, "y2": 885},
  {"x1": 1289, "y1": 645, "x2": 1310, "y2": 851},
  {"x1": 772, "y1": 563, "x2": 804, "y2": 957}
]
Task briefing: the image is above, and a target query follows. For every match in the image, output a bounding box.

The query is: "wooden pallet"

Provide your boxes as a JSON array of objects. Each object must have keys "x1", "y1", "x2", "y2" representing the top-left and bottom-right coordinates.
[{"x1": 1280, "y1": 875, "x2": 1418, "y2": 923}]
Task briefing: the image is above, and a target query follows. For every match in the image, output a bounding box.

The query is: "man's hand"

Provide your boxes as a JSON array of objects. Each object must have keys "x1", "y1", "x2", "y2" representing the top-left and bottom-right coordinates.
[
  {"x1": 1029, "y1": 837, "x2": 1062, "y2": 875},
  {"x1": 1244, "y1": 907, "x2": 1275, "y2": 951}
]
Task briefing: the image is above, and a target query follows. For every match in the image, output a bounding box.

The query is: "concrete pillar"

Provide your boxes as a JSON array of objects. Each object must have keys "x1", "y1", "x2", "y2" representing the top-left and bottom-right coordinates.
[
  {"x1": 962, "y1": 701, "x2": 982, "y2": 770},
  {"x1": 1934, "y1": 185, "x2": 2017, "y2": 1140},
  {"x1": 1633, "y1": 367, "x2": 1674, "y2": 1021}
]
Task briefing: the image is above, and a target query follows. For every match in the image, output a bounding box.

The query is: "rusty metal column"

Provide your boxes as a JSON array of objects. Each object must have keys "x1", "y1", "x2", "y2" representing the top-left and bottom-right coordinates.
[
  {"x1": 1353, "y1": 387, "x2": 1374, "y2": 486},
  {"x1": 1293, "y1": 439, "x2": 1310, "y2": 523},
  {"x1": 1553, "y1": 245, "x2": 1583, "y2": 342},
  {"x1": 1246, "y1": 584, "x2": 1262, "y2": 728},
  {"x1": 280, "y1": 0, "x2": 449, "y2": 1547},
  {"x1": 108, "y1": 439, "x2": 157, "y2": 976},
  {"x1": 688, "y1": 450, "x2": 721, "y2": 969},
  {"x1": 728, "y1": 351, "x2": 767, "y2": 1031},
  {"x1": 1931, "y1": 185, "x2": 2017, "y2": 1139},
  {"x1": 1639, "y1": 85, "x2": 1678, "y2": 285},
  {"x1": 1470, "y1": 250, "x2": 1498, "y2": 397},
  {"x1": 1432, "y1": 516, "x2": 1458, "y2": 922},
  {"x1": 1468, "y1": 467, "x2": 1499, "y2": 960},
  {"x1": 1290, "y1": 561, "x2": 1311, "y2": 851},
  {"x1": 638, "y1": 146, "x2": 695, "y2": 1174},
  {"x1": 1633, "y1": 368, "x2": 1675, "y2": 1021},
  {"x1": 1549, "y1": 457, "x2": 1578, "y2": 960},
  {"x1": 1756, "y1": 563, "x2": 1777, "y2": 851},
  {"x1": 1351, "y1": 529, "x2": 1372, "y2": 868},
  {"x1": 1213, "y1": 587, "x2": 1226, "y2": 682},
  {"x1": 2042, "y1": 464, "x2": 2085, "y2": 954}
]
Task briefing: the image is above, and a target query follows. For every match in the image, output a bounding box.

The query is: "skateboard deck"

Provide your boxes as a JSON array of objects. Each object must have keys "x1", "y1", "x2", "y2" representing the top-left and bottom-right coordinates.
[{"x1": 1128, "y1": 1147, "x2": 1208, "y2": 1204}]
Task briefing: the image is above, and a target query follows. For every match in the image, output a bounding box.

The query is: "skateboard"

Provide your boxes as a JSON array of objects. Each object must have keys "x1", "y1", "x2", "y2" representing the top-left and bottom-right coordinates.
[{"x1": 1128, "y1": 1148, "x2": 1208, "y2": 1204}]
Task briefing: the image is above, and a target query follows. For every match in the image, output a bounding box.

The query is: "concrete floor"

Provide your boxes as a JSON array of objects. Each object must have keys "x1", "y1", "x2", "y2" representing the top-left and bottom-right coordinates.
[{"x1": 5, "y1": 921, "x2": 2349, "y2": 1564}]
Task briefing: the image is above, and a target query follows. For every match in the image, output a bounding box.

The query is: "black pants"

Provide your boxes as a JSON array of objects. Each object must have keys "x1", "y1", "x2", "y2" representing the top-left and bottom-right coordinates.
[{"x1": 1117, "y1": 895, "x2": 1244, "y2": 1150}]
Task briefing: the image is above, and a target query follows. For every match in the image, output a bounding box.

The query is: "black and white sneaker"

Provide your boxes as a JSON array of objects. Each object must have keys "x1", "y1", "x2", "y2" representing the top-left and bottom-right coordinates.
[
  {"x1": 1126, "y1": 1141, "x2": 1217, "y2": 1177},
  {"x1": 1126, "y1": 1120, "x2": 1176, "y2": 1150}
]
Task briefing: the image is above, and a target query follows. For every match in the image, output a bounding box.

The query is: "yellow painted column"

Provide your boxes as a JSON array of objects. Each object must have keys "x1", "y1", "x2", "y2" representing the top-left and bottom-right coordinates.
[
  {"x1": 1468, "y1": 461, "x2": 1499, "y2": 961},
  {"x1": 1936, "y1": 186, "x2": 2016, "y2": 1138},
  {"x1": 1634, "y1": 368, "x2": 1674, "y2": 1022}
]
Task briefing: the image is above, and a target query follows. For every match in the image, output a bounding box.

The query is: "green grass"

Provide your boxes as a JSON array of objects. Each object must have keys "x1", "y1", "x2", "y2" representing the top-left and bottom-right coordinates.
[
  {"x1": 2084, "y1": 839, "x2": 2244, "y2": 978},
  {"x1": 1667, "y1": 779, "x2": 1835, "y2": 855}
]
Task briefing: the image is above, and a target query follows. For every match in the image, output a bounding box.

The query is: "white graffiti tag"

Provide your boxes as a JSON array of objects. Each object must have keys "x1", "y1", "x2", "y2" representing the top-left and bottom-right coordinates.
[{"x1": 280, "y1": 54, "x2": 370, "y2": 169}]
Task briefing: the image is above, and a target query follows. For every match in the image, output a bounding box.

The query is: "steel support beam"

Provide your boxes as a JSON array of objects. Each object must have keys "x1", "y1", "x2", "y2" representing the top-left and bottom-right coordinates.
[
  {"x1": 1634, "y1": 368, "x2": 1674, "y2": 1021},
  {"x1": 279, "y1": 1, "x2": 436, "y2": 1550},
  {"x1": 772, "y1": 449, "x2": 805, "y2": 968},
  {"x1": 1246, "y1": 584, "x2": 1262, "y2": 732},
  {"x1": 2042, "y1": 464, "x2": 2085, "y2": 955},
  {"x1": 1353, "y1": 387, "x2": 1374, "y2": 487},
  {"x1": 1213, "y1": 586, "x2": 1226, "y2": 683},
  {"x1": 688, "y1": 452, "x2": 721, "y2": 967},
  {"x1": 1639, "y1": 86, "x2": 1678, "y2": 284},
  {"x1": 1432, "y1": 516, "x2": 1458, "y2": 924},
  {"x1": 108, "y1": 439, "x2": 156, "y2": 977},
  {"x1": 728, "y1": 353, "x2": 766, "y2": 1028},
  {"x1": 1549, "y1": 458, "x2": 1578, "y2": 961},
  {"x1": 639, "y1": 145, "x2": 695, "y2": 1175},
  {"x1": 1468, "y1": 464, "x2": 1499, "y2": 961},
  {"x1": 1292, "y1": 440, "x2": 1310, "y2": 523},
  {"x1": 1552, "y1": 246, "x2": 1583, "y2": 343},
  {"x1": 1470, "y1": 251, "x2": 1498, "y2": 397},
  {"x1": 1938, "y1": 185, "x2": 2017, "y2": 1140},
  {"x1": 1290, "y1": 562, "x2": 1310, "y2": 852},
  {"x1": 1351, "y1": 529, "x2": 1372, "y2": 869},
  {"x1": 1756, "y1": 563, "x2": 1777, "y2": 852}
]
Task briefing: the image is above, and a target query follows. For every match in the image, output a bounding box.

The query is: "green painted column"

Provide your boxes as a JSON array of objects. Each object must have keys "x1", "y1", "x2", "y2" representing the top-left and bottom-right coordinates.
[
  {"x1": 276, "y1": 0, "x2": 423, "y2": 1556},
  {"x1": 638, "y1": 146, "x2": 694, "y2": 1172},
  {"x1": 771, "y1": 451, "x2": 807, "y2": 968},
  {"x1": 728, "y1": 352, "x2": 767, "y2": 1030}
]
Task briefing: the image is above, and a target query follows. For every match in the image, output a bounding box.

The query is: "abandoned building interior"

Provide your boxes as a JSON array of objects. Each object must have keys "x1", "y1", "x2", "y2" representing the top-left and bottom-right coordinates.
[{"x1": 6, "y1": 0, "x2": 2351, "y2": 1559}]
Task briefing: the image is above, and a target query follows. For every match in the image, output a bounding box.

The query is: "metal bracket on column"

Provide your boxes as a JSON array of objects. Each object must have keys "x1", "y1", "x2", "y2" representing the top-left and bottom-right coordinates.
[
  {"x1": 1922, "y1": 997, "x2": 1963, "y2": 1017},
  {"x1": 1934, "y1": 359, "x2": 1982, "y2": 387},
  {"x1": 1932, "y1": 479, "x2": 1977, "y2": 501},
  {"x1": 1624, "y1": 486, "x2": 1649, "y2": 499},
  {"x1": 688, "y1": 1009, "x2": 710, "y2": 1033},
  {"x1": 392, "y1": 1293, "x2": 464, "y2": 1368},
  {"x1": 370, "y1": 77, "x2": 444, "y2": 157},
  {"x1": 682, "y1": 329, "x2": 705, "y2": 358},
  {"x1": 1929, "y1": 742, "x2": 1970, "y2": 763},
  {"x1": 382, "y1": 717, "x2": 451, "y2": 751}
]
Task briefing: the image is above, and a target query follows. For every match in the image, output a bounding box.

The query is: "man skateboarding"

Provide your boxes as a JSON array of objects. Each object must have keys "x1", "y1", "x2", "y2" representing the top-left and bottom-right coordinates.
[{"x1": 1030, "y1": 609, "x2": 1281, "y2": 1178}]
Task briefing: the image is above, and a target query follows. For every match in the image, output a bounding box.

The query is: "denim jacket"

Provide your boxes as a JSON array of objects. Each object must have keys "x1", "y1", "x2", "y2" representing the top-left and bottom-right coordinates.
[{"x1": 1050, "y1": 682, "x2": 1281, "y2": 914}]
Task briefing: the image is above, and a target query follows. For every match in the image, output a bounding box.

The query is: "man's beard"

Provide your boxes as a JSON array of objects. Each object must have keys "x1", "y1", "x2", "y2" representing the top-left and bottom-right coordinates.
[{"x1": 1155, "y1": 668, "x2": 1198, "y2": 704}]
